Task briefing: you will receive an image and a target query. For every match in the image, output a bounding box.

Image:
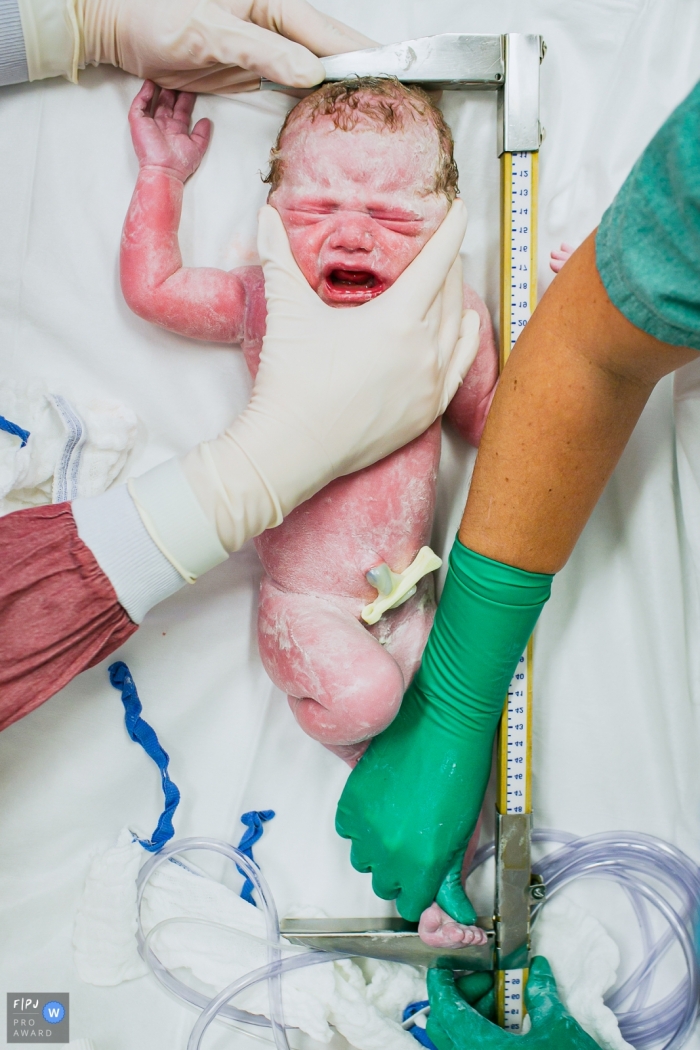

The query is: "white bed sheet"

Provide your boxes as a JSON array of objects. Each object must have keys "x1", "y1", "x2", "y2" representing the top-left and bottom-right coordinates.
[{"x1": 2, "y1": 1, "x2": 700, "y2": 1047}]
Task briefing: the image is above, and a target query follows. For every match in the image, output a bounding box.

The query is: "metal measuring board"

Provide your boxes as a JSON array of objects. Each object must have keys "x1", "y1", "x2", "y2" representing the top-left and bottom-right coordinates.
[
  {"x1": 494, "y1": 146, "x2": 540, "y2": 1031},
  {"x1": 280, "y1": 917, "x2": 495, "y2": 970},
  {"x1": 261, "y1": 33, "x2": 544, "y2": 155}
]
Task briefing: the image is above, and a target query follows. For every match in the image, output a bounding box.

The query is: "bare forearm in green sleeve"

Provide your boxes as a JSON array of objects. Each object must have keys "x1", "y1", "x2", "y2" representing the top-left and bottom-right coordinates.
[{"x1": 460, "y1": 231, "x2": 698, "y2": 574}]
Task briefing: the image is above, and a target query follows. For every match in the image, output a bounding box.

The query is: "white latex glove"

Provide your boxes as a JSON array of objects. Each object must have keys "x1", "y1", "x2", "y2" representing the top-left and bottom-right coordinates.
[
  {"x1": 126, "y1": 200, "x2": 479, "y2": 574},
  {"x1": 17, "y1": 0, "x2": 375, "y2": 89}
]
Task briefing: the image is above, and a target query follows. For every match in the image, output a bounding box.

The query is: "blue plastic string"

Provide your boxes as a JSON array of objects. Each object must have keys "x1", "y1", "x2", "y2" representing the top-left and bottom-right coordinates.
[
  {"x1": 108, "y1": 661, "x2": 181, "y2": 853},
  {"x1": 403, "y1": 1002, "x2": 436, "y2": 1050},
  {"x1": 0, "y1": 415, "x2": 30, "y2": 447},
  {"x1": 236, "y1": 810, "x2": 275, "y2": 905}
]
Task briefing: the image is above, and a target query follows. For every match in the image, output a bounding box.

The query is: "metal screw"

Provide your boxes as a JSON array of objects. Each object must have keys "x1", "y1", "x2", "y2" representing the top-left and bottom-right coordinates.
[{"x1": 529, "y1": 874, "x2": 546, "y2": 901}]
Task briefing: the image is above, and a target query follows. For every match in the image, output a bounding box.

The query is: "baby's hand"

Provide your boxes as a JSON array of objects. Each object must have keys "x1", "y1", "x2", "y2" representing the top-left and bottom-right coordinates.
[
  {"x1": 128, "y1": 80, "x2": 211, "y2": 182},
  {"x1": 549, "y1": 242, "x2": 575, "y2": 274}
]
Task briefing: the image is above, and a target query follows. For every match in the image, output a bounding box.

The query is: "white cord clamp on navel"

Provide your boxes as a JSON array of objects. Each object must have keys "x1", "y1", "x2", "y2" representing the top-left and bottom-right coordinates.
[{"x1": 362, "y1": 546, "x2": 442, "y2": 625}]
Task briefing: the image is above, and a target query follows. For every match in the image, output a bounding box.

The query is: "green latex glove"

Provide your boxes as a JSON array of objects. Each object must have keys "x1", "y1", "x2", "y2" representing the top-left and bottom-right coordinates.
[
  {"x1": 426, "y1": 958, "x2": 603, "y2": 1048},
  {"x1": 455, "y1": 973, "x2": 496, "y2": 1020},
  {"x1": 335, "y1": 539, "x2": 552, "y2": 921}
]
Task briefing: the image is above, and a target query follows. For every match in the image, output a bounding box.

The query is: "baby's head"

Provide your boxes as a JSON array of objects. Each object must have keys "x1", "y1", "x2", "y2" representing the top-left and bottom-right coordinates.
[{"x1": 265, "y1": 77, "x2": 459, "y2": 306}]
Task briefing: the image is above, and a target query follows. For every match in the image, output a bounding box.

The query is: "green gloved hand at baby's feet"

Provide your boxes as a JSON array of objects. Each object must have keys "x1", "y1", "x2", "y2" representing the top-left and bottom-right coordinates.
[
  {"x1": 336, "y1": 538, "x2": 553, "y2": 921},
  {"x1": 427, "y1": 959, "x2": 603, "y2": 1049}
]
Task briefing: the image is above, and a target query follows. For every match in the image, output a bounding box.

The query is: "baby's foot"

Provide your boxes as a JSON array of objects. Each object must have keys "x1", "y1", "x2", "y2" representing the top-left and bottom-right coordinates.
[
  {"x1": 324, "y1": 740, "x2": 371, "y2": 767},
  {"x1": 550, "y1": 242, "x2": 575, "y2": 273},
  {"x1": 418, "y1": 902, "x2": 488, "y2": 948}
]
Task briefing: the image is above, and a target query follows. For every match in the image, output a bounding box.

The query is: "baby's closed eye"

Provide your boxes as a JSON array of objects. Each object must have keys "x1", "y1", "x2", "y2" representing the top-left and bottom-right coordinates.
[{"x1": 367, "y1": 211, "x2": 426, "y2": 235}]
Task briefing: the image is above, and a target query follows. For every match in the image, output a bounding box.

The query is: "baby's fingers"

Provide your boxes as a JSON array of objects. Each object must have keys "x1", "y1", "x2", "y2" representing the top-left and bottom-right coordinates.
[
  {"x1": 129, "y1": 80, "x2": 157, "y2": 122},
  {"x1": 190, "y1": 118, "x2": 212, "y2": 153},
  {"x1": 154, "y1": 88, "x2": 178, "y2": 124},
  {"x1": 173, "y1": 90, "x2": 198, "y2": 125}
]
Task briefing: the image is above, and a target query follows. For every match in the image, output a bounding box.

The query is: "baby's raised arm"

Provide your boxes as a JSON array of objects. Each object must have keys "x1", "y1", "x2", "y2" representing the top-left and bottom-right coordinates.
[
  {"x1": 444, "y1": 287, "x2": 499, "y2": 446},
  {"x1": 121, "y1": 82, "x2": 247, "y2": 343}
]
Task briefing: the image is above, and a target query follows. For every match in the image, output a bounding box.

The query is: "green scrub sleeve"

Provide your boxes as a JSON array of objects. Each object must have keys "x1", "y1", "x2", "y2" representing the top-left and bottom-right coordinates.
[
  {"x1": 596, "y1": 79, "x2": 700, "y2": 351},
  {"x1": 335, "y1": 538, "x2": 553, "y2": 922}
]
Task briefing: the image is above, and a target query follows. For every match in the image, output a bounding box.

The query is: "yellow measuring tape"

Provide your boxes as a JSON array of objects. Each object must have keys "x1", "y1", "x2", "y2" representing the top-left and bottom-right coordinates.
[{"x1": 495, "y1": 149, "x2": 539, "y2": 1031}]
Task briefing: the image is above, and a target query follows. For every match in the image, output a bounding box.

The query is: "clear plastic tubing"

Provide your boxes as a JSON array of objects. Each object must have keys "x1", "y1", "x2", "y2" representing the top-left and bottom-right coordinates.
[
  {"x1": 470, "y1": 829, "x2": 700, "y2": 1049},
  {"x1": 135, "y1": 838, "x2": 342, "y2": 1050},
  {"x1": 138, "y1": 831, "x2": 700, "y2": 1050}
]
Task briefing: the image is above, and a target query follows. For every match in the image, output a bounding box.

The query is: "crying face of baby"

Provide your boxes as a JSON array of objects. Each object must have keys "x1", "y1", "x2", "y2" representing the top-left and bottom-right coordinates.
[{"x1": 265, "y1": 77, "x2": 459, "y2": 307}]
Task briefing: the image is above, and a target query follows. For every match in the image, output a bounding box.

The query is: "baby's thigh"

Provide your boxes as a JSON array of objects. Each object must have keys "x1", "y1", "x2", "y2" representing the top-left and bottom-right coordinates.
[
  {"x1": 258, "y1": 579, "x2": 404, "y2": 739},
  {"x1": 368, "y1": 577, "x2": 436, "y2": 688}
]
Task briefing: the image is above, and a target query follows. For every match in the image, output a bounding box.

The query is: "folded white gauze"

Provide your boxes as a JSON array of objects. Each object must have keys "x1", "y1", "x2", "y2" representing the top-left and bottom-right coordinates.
[
  {"x1": 74, "y1": 835, "x2": 632, "y2": 1050},
  {"x1": 0, "y1": 380, "x2": 137, "y2": 514},
  {"x1": 532, "y1": 896, "x2": 633, "y2": 1050},
  {"x1": 73, "y1": 830, "x2": 425, "y2": 1050},
  {"x1": 129, "y1": 203, "x2": 478, "y2": 575}
]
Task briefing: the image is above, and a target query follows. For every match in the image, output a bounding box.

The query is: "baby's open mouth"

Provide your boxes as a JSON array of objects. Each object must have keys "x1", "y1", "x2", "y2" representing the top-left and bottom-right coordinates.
[
  {"x1": 328, "y1": 269, "x2": 377, "y2": 289},
  {"x1": 322, "y1": 268, "x2": 385, "y2": 305}
]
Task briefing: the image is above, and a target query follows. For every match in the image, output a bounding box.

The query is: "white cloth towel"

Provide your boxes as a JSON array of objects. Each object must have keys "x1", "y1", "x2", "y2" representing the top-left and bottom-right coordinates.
[
  {"x1": 74, "y1": 830, "x2": 426, "y2": 1050},
  {"x1": 74, "y1": 832, "x2": 630, "y2": 1050},
  {"x1": 532, "y1": 896, "x2": 633, "y2": 1050},
  {"x1": 0, "y1": 380, "x2": 137, "y2": 513}
]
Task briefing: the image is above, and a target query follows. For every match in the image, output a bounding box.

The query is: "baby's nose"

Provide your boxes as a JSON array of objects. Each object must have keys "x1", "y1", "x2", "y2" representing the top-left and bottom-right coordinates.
[{"x1": 329, "y1": 219, "x2": 375, "y2": 253}]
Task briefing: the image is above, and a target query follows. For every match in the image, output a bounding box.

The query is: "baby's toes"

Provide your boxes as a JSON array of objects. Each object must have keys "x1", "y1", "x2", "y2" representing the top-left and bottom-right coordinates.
[{"x1": 452, "y1": 924, "x2": 489, "y2": 946}]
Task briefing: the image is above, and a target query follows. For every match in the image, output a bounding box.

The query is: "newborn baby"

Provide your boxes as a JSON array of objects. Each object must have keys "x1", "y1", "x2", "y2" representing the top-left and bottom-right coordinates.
[{"x1": 121, "y1": 77, "x2": 497, "y2": 948}]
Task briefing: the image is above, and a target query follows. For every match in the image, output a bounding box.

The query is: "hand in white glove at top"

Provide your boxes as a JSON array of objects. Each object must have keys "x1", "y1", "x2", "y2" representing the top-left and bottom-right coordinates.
[
  {"x1": 129, "y1": 201, "x2": 480, "y2": 578},
  {"x1": 19, "y1": 0, "x2": 376, "y2": 90}
]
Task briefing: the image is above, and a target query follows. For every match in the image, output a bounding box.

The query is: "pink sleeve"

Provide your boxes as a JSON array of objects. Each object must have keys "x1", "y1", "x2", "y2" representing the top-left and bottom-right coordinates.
[{"x1": 0, "y1": 504, "x2": 137, "y2": 730}]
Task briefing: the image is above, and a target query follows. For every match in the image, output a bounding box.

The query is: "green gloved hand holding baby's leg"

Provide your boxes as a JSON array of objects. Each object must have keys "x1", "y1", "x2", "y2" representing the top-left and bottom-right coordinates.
[
  {"x1": 336, "y1": 538, "x2": 553, "y2": 921},
  {"x1": 427, "y1": 959, "x2": 603, "y2": 1049}
]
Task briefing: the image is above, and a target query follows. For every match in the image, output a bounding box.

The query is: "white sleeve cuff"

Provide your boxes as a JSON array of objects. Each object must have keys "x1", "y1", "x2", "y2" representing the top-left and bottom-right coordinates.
[
  {"x1": 72, "y1": 484, "x2": 186, "y2": 625},
  {"x1": 127, "y1": 457, "x2": 229, "y2": 584},
  {"x1": 16, "y1": 0, "x2": 79, "y2": 81}
]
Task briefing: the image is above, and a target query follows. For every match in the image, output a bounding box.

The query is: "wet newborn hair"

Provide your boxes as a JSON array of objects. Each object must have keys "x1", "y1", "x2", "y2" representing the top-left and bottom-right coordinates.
[{"x1": 264, "y1": 76, "x2": 459, "y2": 202}]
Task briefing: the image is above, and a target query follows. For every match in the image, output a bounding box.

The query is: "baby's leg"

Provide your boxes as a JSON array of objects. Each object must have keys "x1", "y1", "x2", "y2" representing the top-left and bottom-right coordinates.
[{"x1": 258, "y1": 579, "x2": 431, "y2": 766}]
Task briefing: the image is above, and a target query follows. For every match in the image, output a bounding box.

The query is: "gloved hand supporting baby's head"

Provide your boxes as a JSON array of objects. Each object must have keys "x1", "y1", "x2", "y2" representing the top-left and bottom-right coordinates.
[{"x1": 264, "y1": 77, "x2": 462, "y2": 308}]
